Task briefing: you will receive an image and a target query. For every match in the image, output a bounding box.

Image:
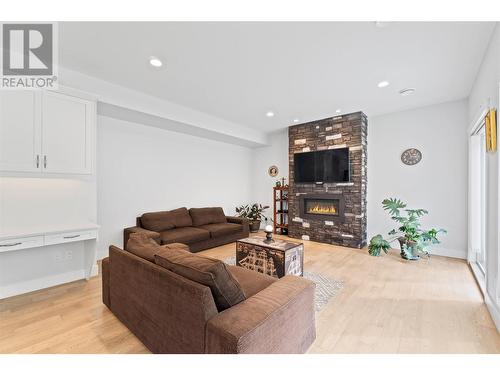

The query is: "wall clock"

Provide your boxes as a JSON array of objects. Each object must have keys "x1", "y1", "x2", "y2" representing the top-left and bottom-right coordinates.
[
  {"x1": 268, "y1": 165, "x2": 279, "y2": 177},
  {"x1": 401, "y1": 148, "x2": 422, "y2": 165}
]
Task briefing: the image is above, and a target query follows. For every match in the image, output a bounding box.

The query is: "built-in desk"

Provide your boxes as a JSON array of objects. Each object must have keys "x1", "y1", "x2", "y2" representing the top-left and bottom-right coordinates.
[{"x1": 0, "y1": 223, "x2": 99, "y2": 289}]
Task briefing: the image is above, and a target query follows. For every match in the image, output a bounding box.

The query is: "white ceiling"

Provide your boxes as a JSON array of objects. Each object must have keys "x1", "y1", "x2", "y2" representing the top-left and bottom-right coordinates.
[{"x1": 59, "y1": 22, "x2": 495, "y2": 132}]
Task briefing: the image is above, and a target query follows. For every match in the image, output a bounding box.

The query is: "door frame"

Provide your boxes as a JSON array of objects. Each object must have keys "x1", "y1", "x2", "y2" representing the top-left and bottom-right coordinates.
[
  {"x1": 498, "y1": 84, "x2": 500, "y2": 306},
  {"x1": 467, "y1": 107, "x2": 488, "y2": 291}
]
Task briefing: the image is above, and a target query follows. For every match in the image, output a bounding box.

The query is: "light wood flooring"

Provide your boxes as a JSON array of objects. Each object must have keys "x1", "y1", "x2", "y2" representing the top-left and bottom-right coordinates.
[{"x1": 1, "y1": 234, "x2": 499, "y2": 353}]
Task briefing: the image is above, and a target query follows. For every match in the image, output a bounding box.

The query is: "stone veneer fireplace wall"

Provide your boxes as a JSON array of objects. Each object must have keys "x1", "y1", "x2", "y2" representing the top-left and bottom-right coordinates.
[{"x1": 288, "y1": 112, "x2": 367, "y2": 248}]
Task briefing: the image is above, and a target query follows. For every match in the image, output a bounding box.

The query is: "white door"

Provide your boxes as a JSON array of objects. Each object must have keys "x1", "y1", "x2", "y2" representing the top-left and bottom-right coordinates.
[
  {"x1": 0, "y1": 91, "x2": 42, "y2": 172},
  {"x1": 477, "y1": 125, "x2": 487, "y2": 273},
  {"x1": 469, "y1": 120, "x2": 487, "y2": 280},
  {"x1": 41, "y1": 91, "x2": 93, "y2": 174}
]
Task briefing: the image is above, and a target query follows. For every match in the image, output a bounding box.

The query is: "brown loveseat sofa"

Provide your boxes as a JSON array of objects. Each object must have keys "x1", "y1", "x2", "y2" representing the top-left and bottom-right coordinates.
[
  {"x1": 124, "y1": 207, "x2": 249, "y2": 252},
  {"x1": 102, "y1": 239, "x2": 316, "y2": 354}
]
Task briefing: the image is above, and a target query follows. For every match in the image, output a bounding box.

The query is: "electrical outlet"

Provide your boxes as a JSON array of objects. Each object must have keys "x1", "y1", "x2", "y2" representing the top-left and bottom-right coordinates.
[
  {"x1": 65, "y1": 250, "x2": 73, "y2": 260},
  {"x1": 54, "y1": 252, "x2": 62, "y2": 262}
]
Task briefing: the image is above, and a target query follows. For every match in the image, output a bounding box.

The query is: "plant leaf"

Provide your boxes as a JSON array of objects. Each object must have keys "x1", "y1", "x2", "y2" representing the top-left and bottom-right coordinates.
[
  {"x1": 368, "y1": 234, "x2": 391, "y2": 256},
  {"x1": 405, "y1": 209, "x2": 429, "y2": 217},
  {"x1": 382, "y1": 198, "x2": 406, "y2": 217}
]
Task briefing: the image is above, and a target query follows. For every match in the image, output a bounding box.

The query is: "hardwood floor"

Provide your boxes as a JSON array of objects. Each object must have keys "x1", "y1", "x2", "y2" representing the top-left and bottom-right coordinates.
[{"x1": 1, "y1": 234, "x2": 499, "y2": 354}]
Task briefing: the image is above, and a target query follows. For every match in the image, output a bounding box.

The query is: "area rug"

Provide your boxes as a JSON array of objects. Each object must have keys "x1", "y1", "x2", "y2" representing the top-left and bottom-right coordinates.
[{"x1": 223, "y1": 256, "x2": 343, "y2": 312}]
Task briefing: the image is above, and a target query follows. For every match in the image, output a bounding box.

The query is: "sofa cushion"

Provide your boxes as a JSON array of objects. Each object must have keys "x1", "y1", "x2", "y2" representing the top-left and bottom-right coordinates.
[
  {"x1": 198, "y1": 222, "x2": 242, "y2": 238},
  {"x1": 154, "y1": 249, "x2": 245, "y2": 311},
  {"x1": 126, "y1": 232, "x2": 164, "y2": 262},
  {"x1": 160, "y1": 227, "x2": 210, "y2": 245},
  {"x1": 189, "y1": 207, "x2": 227, "y2": 226},
  {"x1": 163, "y1": 242, "x2": 191, "y2": 252},
  {"x1": 227, "y1": 265, "x2": 276, "y2": 298},
  {"x1": 141, "y1": 207, "x2": 193, "y2": 232}
]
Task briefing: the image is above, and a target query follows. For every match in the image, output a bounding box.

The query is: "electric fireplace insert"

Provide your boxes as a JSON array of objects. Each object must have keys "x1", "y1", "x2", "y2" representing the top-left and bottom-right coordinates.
[{"x1": 299, "y1": 194, "x2": 345, "y2": 221}]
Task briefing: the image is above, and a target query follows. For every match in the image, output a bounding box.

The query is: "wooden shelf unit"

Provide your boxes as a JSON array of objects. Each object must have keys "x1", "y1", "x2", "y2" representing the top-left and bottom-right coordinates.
[{"x1": 273, "y1": 186, "x2": 289, "y2": 235}]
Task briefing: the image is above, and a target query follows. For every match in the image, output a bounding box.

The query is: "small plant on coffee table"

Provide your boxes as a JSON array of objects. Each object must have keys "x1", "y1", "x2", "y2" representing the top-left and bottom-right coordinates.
[{"x1": 368, "y1": 198, "x2": 446, "y2": 260}]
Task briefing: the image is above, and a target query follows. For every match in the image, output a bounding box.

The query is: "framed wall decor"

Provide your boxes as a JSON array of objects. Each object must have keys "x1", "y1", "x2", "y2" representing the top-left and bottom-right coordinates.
[
  {"x1": 485, "y1": 108, "x2": 497, "y2": 152},
  {"x1": 268, "y1": 165, "x2": 279, "y2": 177}
]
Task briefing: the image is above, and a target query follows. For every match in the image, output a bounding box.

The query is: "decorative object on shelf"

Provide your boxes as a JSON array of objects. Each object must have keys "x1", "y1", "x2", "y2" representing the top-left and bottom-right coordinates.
[
  {"x1": 264, "y1": 224, "x2": 274, "y2": 242},
  {"x1": 273, "y1": 185, "x2": 289, "y2": 235},
  {"x1": 235, "y1": 203, "x2": 270, "y2": 233},
  {"x1": 275, "y1": 180, "x2": 281, "y2": 187},
  {"x1": 281, "y1": 177, "x2": 287, "y2": 187},
  {"x1": 486, "y1": 108, "x2": 497, "y2": 152},
  {"x1": 268, "y1": 165, "x2": 279, "y2": 177},
  {"x1": 401, "y1": 148, "x2": 422, "y2": 165},
  {"x1": 368, "y1": 198, "x2": 446, "y2": 260}
]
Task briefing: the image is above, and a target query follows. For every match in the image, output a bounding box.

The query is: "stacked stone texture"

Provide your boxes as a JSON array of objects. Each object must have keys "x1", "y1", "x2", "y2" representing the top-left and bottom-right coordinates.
[{"x1": 288, "y1": 112, "x2": 367, "y2": 248}]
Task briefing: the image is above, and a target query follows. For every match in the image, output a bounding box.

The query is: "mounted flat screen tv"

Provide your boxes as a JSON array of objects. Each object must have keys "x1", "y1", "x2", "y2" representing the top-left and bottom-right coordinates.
[{"x1": 294, "y1": 148, "x2": 350, "y2": 183}]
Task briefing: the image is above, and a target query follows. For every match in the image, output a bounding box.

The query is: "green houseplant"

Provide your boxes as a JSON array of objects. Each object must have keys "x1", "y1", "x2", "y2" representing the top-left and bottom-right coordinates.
[
  {"x1": 368, "y1": 198, "x2": 446, "y2": 260},
  {"x1": 236, "y1": 203, "x2": 270, "y2": 233}
]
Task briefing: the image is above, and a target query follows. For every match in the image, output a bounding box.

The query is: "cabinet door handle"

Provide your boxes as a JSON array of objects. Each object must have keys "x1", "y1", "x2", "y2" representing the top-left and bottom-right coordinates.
[
  {"x1": 63, "y1": 235, "x2": 80, "y2": 239},
  {"x1": 43, "y1": 155, "x2": 47, "y2": 168},
  {"x1": 0, "y1": 242, "x2": 22, "y2": 247},
  {"x1": 36, "y1": 155, "x2": 40, "y2": 168}
]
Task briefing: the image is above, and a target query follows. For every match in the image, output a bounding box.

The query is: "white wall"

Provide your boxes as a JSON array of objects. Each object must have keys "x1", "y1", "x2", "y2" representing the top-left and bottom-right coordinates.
[
  {"x1": 468, "y1": 23, "x2": 500, "y2": 330},
  {"x1": 0, "y1": 177, "x2": 96, "y2": 233},
  {"x1": 96, "y1": 116, "x2": 253, "y2": 257},
  {"x1": 250, "y1": 129, "x2": 289, "y2": 225},
  {"x1": 0, "y1": 241, "x2": 86, "y2": 297},
  {"x1": 368, "y1": 100, "x2": 469, "y2": 259}
]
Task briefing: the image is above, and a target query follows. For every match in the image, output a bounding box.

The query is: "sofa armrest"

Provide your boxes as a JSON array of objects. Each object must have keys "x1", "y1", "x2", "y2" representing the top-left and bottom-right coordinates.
[
  {"x1": 102, "y1": 257, "x2": 110, "y2": 308},
  {"x1": 226, "y1": 216, "x2": 250, "y2": 233},
  {"x1": 226, "y1": 216, "x2": 247, "y2": 225},
  {"x1": 123, "y1": 226, "x2": 161, "y2": 249},
  {"x1": 108, "y1": 245, "x2": 219, "y2": 353},
  {"x1": 205, "y1": 276, "x2": 316, "y2": 354}
]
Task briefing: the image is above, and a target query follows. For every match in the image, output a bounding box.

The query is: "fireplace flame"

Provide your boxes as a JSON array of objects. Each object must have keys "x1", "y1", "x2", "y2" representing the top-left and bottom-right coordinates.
[{"x1": 308, "y1": 204, "x2": 337, "y2": 215}]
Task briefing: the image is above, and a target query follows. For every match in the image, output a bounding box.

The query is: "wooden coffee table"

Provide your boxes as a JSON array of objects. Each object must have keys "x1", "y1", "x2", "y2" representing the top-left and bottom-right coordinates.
[{"x1": 236, "y1": 237, "x2": 304, "y2": 278}]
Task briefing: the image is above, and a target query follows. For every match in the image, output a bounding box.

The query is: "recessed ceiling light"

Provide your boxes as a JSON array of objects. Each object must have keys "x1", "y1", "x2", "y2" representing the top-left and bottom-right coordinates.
[
  {"x1": 377, "y1": 81, "x2": 390, "y2": 88},
  {"x1": 149, "y1": 57, "x2": 162, "y2": 68},
  {"x1": 399, "y1": 88, "x2": 416, "y2": 96},
  {"x1": 335, "y1": 109, "x2": 341, "y2": 114},
  {"x1": 293, "y1": 118, "x2": 300, "y2": 123},
  {"x1": 266, "y1": 111, "x2": 275, "y2": 118}
]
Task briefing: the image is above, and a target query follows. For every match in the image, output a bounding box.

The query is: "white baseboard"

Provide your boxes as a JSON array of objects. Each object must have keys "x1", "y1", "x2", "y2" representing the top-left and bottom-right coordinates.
[
  {"x1": 0, "y1": 265, "x2": 97, "y2": 299},
  {"x1": 485, "y1": 293, "x2": 500, "y2": 333},
  {"x1": 431, "y1": 247, "x2": 467, "y2": 259},
  {"x1": 90, "y1": 264, "x2": 99, "y2": 277}
]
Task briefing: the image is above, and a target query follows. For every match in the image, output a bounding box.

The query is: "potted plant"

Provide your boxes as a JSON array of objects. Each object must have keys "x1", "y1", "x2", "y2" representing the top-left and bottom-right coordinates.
[
  {"x1": 368, "y1": 198, "x2": 446, "y2": 260},
  {"x1": 236, "y1": 203, "x2": 270, "y2": 233}
]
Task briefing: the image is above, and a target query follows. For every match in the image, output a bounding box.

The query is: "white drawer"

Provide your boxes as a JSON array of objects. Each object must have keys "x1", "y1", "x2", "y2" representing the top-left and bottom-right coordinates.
[
  {"x1": 44, "y1": 229, "x2": 98, "y2": 246},
  {"x1": 0, "y1": 236, "x2": 44, "y2": 253}
]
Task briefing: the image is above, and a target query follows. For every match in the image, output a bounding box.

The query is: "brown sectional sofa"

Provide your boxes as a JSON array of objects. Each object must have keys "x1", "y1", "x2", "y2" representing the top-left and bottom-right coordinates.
[
  {"x1": 102, "y1": 239, "x2": 316, "y2": 354},
  {"x1": 123, "y1": 207, "x2": 249, "y2": 252}
]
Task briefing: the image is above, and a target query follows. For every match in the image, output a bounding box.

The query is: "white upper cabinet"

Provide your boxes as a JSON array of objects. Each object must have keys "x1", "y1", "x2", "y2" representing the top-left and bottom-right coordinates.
[
  {"x1": 0, "y1": 89, "x2": 95, "y2": 175},
  {"x1": 0, "y1": 91, "x2": 42, "y2": 172},
  {"x1": 42, "y1": 91, "x2": 94, "y2": 174}
]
